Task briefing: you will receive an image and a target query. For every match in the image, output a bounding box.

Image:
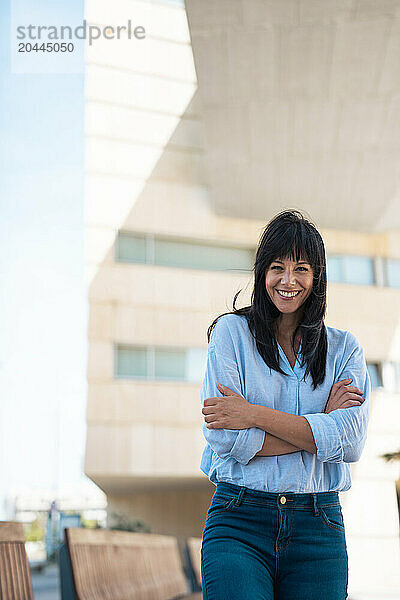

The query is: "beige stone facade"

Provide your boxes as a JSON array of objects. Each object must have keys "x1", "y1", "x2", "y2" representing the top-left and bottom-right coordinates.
[{"x1": 84, "y1": 1, "x2": 400, "y2": 596}]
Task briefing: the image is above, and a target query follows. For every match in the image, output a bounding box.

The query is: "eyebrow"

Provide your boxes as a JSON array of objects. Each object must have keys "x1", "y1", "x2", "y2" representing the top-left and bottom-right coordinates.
[{"x1": 272, "y1": 260, "x2": 310, "y2": 265}]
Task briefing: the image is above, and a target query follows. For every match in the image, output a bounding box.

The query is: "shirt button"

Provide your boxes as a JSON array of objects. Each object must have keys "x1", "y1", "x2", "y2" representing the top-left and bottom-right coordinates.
[{"x1": 280, "y1": 496, "x2": 287, "y2": 504}]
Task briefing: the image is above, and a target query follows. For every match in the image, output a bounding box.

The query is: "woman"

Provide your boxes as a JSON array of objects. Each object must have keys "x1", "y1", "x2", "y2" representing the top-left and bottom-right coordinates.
[{"x1": 200, "y1": 210, "x2": 370, "y2": 600}]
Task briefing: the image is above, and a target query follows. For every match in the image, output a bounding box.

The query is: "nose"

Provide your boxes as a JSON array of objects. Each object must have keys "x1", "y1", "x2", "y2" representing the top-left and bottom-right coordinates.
[{"x1": 281, "y1": 269, "x2": 296, "y2": 286}]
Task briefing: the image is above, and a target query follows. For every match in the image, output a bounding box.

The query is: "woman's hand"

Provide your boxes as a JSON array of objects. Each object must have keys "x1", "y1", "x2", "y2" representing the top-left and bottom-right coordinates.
[
  {"x1": 202, "y1": 383, "x2": 255, "y2": 429},
  {"x1": 324, "y1": 378, "x2": 364, "y2": 414}
]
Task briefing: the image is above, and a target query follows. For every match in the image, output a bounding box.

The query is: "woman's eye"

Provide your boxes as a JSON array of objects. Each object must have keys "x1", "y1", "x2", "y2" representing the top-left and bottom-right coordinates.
[{"x1": 270, "y1": 265, "x2": 308, "y2": 271}]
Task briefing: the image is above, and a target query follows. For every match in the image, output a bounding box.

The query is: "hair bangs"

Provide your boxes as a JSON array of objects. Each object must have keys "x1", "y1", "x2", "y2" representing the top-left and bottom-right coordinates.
[{"x1": 264, "y1": 222, "x2": 308, "y2": 266}]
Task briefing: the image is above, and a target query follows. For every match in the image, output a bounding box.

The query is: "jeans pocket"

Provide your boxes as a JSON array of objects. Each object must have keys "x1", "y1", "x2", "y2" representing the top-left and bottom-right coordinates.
[
  {"x1": 206, "y1": 495, "x2": 236, "y2": 521},
  {"x1": 319, "y1": 505, "x2": 345, "y2": 533}
]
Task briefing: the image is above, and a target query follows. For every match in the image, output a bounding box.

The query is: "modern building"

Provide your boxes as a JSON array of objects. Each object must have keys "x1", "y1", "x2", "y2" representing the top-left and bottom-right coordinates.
[{"x1": 83, "y1": 1, "x2": 400, "y2": 597}]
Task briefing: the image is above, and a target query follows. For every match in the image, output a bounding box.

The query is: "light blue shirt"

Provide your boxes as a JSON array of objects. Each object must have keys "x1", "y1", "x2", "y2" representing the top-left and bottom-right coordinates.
[{"x1": 200, "y1": 314, "x2": 371, "y2": 492}]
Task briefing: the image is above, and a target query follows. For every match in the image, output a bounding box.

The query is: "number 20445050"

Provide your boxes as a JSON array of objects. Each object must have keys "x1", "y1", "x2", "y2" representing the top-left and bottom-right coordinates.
[{"x1": 18, "y1": 42, "x2": 74, "y2": 52}]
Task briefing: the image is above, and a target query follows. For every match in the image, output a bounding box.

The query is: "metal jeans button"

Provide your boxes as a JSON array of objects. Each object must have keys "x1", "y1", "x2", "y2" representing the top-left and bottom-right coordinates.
[{"x1": 280, "y1": 496, "x2": 287, "y2": 504}]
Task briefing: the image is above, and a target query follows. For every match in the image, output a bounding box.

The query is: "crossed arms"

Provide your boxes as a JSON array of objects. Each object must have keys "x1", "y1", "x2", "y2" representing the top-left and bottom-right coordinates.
[{"x1": 201, "y1": 338, "x2": 371, "y2": 465}]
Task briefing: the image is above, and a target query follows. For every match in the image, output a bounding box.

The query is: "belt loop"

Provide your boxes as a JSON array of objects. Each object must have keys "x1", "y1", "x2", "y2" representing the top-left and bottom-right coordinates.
[
  {"x1": 225, "y1": 498, "x2": 235, "y2": 510},
  {"x1": 312, "y1": 494, "x2": 319, "y2": 516},
  {"x1": 235, "y1": 487, "x2": 246, "y2": 506}
]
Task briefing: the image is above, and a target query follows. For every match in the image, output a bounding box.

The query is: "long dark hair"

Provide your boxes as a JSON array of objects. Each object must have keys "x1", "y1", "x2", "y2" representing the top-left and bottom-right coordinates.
[{"x1": 207, "y1": 210, "x2": 327, "y2": 389}]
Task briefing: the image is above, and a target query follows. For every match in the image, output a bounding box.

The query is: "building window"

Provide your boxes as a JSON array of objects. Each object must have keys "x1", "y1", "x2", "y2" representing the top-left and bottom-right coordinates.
[
  {"x1": 382, "y1": 362, "x2": 400, "y2": 393},
  {"x1": 154, "y1": 348, "x2": 186, "y2": 381},
  {"x1": 115, "y1": 344, "x2": 207, "y2": 383},
  {"x1": 115, "y1": 346, "x2": 147, "y2": 378},
  {"x1": 327, "y1": 255, "x2": 375, "y2": 285},
  {"x1": 344, "y1": 256, "x2": 375, "y2": 285},
  {"x1": 367, "y1": 363, "x2": 383, "y2": 389},
  {"x1": 117, "y1": 233, "x2": 147, "y2": 264},
  {"x1": 386, "y1": 259, "x2": 400, "y2": 288},
  {"x1": 326, "y1": 256, "x2": 343, "y2": 283},
  {"x1": 116, "y1": 231, "x2": 254, "y2": 273}
]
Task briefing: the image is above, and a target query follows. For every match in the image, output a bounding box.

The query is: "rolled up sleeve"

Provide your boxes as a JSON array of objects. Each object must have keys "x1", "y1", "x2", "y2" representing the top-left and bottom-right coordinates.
[
  {"x1": 201, "y1": 342, "x2": 265, "y2": 467},
  {"x1": 303, "y1": 332, "x2": 371, "y2": 463}
]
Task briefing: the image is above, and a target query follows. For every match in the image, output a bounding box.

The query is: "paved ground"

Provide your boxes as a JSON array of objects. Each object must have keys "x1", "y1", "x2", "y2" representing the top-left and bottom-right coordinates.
[
  {"x1": 31, "y1": 564, "x2": 60, "y2": 600},
  {"x1": 29, "y1": 565, "x2": 400, "y2": 600}
]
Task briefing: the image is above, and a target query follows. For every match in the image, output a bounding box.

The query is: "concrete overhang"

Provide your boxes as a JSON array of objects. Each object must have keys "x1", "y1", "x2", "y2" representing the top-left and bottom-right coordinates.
[
  {"x1": 86, "y1": 474, "x2": 213, "y2": 495},
  {"x1": 185, "y1": 0, "x2": 400, "y2": 232}
]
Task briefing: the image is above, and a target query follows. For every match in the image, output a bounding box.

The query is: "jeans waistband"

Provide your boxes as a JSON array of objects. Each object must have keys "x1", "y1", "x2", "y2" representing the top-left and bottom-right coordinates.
[{"x1": 215, "y1": 482, "x2": 340, "y2": 510}]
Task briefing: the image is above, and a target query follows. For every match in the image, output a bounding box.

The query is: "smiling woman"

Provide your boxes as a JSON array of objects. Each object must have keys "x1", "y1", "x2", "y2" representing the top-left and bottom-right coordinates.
[{"x1": 199, "y1": 210, "x2": 371, "y2": 600}]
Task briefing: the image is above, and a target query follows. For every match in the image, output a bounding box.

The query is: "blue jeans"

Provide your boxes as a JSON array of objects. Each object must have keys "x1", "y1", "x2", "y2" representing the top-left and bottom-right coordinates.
[{"x1": 201, "y1": 482, "x2": 348, "y2": 600}]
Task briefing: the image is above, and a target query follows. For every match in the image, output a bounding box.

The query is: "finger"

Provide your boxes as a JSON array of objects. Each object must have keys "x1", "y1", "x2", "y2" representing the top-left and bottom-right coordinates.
[
  {"x1": 341, "y1": 400, "x2": 362, "y2": 409},
  {"x1": 206, "y1": 421, "x2": 222, "y2": 429},
  {"x1": 340, "y1": 392, "x2": 365, "y2": 403},
  {"x1": 202, "y1": 407, "x2": 217, "y2": 415},
  {"x1": 329, "y1": 378, "x2": 353, "y2": 402},
  {"x1": 217, "y1": 383, "x2": 238, "y2": 396},
  {"x1": 203, "y1": 397, "x2": 219, "y2": 407},
  {"x1": 333, "y1": 378, "x2": 352, "y2": 389},
  {"x1": 204, "y1": 415, "x2": 219, "y2": 423},
  {"x1": 343, "y1": 385, "x2": 364, "y2": 395}
]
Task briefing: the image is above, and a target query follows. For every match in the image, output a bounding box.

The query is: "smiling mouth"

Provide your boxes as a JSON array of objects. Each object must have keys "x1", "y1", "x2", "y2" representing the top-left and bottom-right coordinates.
[{"x1": 276, "y1": 290, "x2": 301, "y2": 299}]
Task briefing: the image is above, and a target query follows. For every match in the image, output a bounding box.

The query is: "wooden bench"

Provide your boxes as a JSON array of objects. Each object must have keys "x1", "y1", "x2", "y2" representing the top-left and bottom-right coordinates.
[
  {"x1": 186, "y1": 538, "x2": 202, "y2": 592},
  {"x1": 63, "y1": 528, "x2": 202, "y2": 600},
  {"x1": 0, "y1": 521, "x2": 34, "y2": 600}
]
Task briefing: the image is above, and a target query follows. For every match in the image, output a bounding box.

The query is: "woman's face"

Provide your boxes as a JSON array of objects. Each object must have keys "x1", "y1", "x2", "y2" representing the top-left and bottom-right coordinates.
[{"x1": 265, "y1": 256, "x2": 314, "y2": 315}]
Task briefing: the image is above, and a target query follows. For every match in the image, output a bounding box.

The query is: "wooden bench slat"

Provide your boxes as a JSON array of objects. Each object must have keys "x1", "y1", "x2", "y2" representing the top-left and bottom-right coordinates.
[
  {"x1": 67, "y1": 528, "x2": 179, "y2": 547},
  {"x1": 0, "y1": 522, "x2": 34, "y2": 600},
  {"x1": 0, "y1": 522, "x2": 25, "y2": 543},
  {"x1": 186, "y1": 537, "x2": 202, "y2": 590}
]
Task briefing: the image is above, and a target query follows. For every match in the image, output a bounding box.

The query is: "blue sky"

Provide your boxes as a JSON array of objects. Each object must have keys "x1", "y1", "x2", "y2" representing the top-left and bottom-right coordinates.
[{"x1": 0, "y1": 0, "x2": 98, "y2": 510}]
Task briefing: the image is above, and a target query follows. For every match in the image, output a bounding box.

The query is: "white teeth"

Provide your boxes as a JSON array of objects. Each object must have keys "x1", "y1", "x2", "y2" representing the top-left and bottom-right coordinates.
[{"x1": 276, "y1": 290, "x2": 300, "y2": 298}]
